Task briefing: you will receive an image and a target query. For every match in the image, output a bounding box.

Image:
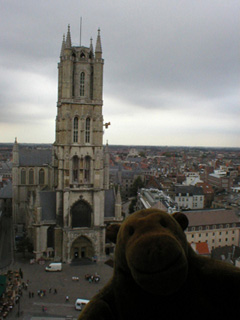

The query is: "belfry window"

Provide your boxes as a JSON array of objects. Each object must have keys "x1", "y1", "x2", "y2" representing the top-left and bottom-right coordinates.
[
  {"x1": 80, "y1": 72, "x2": 85, "y2": 96},
  {"x1": 73, "y1": 117, "x2": 78, "y2": 143},
  {"x1": 39, "y1": 169, "x2": 45, "y2": 185},
  {"x1": 72, "y1": 156, "x2": 79, "y2": 182},
  {"x1": 85, "y1": 117, "x2": 90, "y2": 143}
]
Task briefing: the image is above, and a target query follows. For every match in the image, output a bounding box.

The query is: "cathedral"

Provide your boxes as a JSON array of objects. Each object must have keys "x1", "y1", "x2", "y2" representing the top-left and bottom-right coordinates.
[{"x1": 12, "y1": 25, "x2": 122, "y2": 262}]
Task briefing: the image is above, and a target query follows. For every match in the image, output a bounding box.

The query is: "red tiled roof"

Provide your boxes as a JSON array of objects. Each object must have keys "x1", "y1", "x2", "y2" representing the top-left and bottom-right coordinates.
[{"x1": 195, "y1": 242, "x2": 210, "y2": 255}]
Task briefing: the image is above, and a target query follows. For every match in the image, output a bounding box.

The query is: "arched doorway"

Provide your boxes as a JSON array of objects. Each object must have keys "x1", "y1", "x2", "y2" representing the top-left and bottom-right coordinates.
[
  {"x1": 71, "y1": 200, "x2": 92, "y2": 228},
  {"x1": 71, "y1": 236, "x2": 94, "y2": 260}
]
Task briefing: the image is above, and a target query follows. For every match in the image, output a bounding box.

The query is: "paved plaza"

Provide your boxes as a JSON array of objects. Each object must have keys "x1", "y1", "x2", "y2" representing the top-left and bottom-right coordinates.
[{"x1": 3, "y1": 256, "x2": 114, "y2": 320}]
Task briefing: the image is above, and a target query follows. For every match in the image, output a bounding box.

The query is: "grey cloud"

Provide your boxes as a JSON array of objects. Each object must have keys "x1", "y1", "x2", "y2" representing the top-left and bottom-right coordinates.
[{"x1": 0, "y1": 0, "x2": 239, "y2": 146}]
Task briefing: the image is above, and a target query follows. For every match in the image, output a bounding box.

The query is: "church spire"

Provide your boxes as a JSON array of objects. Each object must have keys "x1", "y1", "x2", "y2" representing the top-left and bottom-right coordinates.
[
  {"x1": 90, "y1": 37, "x2": 94, "y2": 52},
  {"x1": 95, "y1": 28, "x2": 102, "y2": 54},
  {"x1": 60, "y1": 34, "x2": 66, "y2": 57},
  {"x1": 66, "y1": 24, "x2": 72, "y2": 48}
]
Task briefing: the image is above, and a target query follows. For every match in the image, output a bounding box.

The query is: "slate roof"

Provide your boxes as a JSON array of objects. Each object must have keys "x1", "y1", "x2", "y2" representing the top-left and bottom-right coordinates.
[
  {"x1": 19, "y1": 147, "x2": 52, "y2": 167},
  {"x1": 104, "y1": 189, "x2": 115, "y2": 217},
  {"x1": 184, "y1": 209, "x2": 240, "y2": 228},
  {"x1": 175, "y1": 185, "x2": 204, "y2": 196},
  {"x1": 0, "y1": 180, "x2": 12, "y2": 199},
  {"x1": 39, "y1": 191, "x2": 56, "y2": 221}
]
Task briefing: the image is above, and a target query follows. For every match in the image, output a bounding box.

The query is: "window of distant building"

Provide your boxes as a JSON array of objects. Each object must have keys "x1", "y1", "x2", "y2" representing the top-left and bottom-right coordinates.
[
  {"x1": 85, "y1": 117, "x2": 90, "y2": 143},
  {"x1": 39, "y1": 169, "x2": 45, "y2": 185},
  {"x1": 73, "y1": 117, "x2": 78, "y2": 143},
  {"x1": 21, "y1": 169, "x2": 26, "y2": 185},
  {"x1": 80, "y1": 72, "x2": 85, "y2": 96},
  {"x1": 29, "y1": 169, "x2": 34, "y2": 185}
]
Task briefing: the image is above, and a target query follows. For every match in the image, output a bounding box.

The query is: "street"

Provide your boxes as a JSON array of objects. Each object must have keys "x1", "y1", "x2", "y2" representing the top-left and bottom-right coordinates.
[
  {"x1": 2, "y1": 256, "x2": 113, "y2": 320},
  {"x1": 0, "y1": 213, "x2": 13, "y2": 269}
]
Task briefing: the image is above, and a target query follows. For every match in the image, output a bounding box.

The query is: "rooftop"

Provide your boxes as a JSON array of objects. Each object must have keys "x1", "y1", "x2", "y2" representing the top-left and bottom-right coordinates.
[
  {"x1": 184, "y1": 209, "x2": 240, "y2": 228},
  {"x1": 19, "y1": 146, "x2": 52, "y2": 167}
]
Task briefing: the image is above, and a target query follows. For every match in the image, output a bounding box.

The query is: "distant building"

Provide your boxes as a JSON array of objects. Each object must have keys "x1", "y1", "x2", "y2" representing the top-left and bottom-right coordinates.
[
  {"x1": 109, "y1": 163, "x2": 145, "y2": 199},
  {"x1": 0, "y1": 180, "x2": 12, "y2": 216},
  {"x1": 174, "y1": 185, "x2": 204, "y2": 210},
  {"x1": 195, "y1": 182, "x2": 214, "y2": 208},
  {"x1": 12, "y1": 26, "x2": 122, "y2": 262},
  {"x1": 127, "y1": 148, "x2": 139, "y2": 158},
  {"x1": 184, "y1": 209, "x2": 240, "y2": 250},
  {"x1": 182, "y1": 172, "x2": 202, "y2": 186},
  {"x1": 136, "y1": 188, "x2": 178, "y2": 213},
  {"x1": 207, "y1": 170, "x2": 236, "y2": 192},
  {"x1": 0, "y1": 161, "x2": 12, "y2": 187}
]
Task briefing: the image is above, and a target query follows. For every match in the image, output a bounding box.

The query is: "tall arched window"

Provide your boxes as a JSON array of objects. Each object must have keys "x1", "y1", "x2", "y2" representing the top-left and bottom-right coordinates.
[
  {"x1": 39, "y1": 169, "x2": 45, "y2": 185},
  {"x1": 80, "y1": 72, "x2": 85, "y2": 96},
  {"x1": 90, "y1": 66, "x2": 94, "y2": 99},
  {"x1": 73, "y1": 117, "x2": 78, "y2": 143},
  {"x1": 72, "y1": 156, "x2": 79, "y2": 182},
  {"x1": 21, "y1": 169, "x2": 26, "y2": 185},
  {"x1": 29, "y1": 169, "x2": 34, "y2": 185},
  {"x1": 71, "y1": 200, "x2": 92, "y2": 228},
  {"x1": 85, "y1": 117, "x2": 90, "y2": 143},
  {"x1": 84, "y1": 156, "x2": 91, "y2": 183}
]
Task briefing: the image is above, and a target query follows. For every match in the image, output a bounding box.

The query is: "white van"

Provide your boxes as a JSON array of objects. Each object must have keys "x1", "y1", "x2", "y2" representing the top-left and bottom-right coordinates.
[
  {"x1": 75, "y1": 299, "x2": 90, "y2": 311},
  {"x1": 45, "y1": 262, "x2": 62, "y2": 272}
]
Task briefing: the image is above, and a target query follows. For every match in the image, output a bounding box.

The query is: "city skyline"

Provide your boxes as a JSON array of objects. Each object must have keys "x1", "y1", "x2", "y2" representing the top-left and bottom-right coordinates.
[{"x1": 0, "y1": 1, "x2": 239, "y2": 148}]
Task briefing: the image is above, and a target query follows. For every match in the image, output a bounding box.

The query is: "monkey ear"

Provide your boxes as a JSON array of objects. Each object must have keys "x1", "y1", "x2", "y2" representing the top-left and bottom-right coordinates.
[
  {"x1": 172, "y1": 212, "x2": 189, "y2": 231},
  {"x1": 106, "y1": 224, "x2": 121, "y2": 244}
]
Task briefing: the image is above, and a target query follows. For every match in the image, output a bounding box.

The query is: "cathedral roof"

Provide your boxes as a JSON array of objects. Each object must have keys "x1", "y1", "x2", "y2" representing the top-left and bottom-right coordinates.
[
  {"x1": 104, "y1": 189, "x2": 115, "y2": 217},
  {"x1": 19, "y1": 147, "x2": 52, "y2": 167},
  {"x1": 39, "y1": 191, "x2": 56, "y2": 221}
]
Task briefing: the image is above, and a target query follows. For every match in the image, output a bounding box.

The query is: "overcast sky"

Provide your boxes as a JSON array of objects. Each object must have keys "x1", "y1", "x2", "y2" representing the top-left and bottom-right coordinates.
[{"x1": 0, "y1": 0, "x2": 239, "y2": 147}]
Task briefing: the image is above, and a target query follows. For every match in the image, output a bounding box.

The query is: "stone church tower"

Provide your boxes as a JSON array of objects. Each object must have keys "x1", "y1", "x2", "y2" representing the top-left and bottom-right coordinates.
[
  {"x1": 11, "y1": 25, "x2": 122, "y2": 262},
  {"x1": 53, "y1": 25, "x2": 108, "y2": 262}
]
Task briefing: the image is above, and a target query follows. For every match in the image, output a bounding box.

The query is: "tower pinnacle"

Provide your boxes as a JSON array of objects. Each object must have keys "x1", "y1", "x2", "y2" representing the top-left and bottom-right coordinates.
[
  {"x1": 66, "y1": 24, "x2": 72, "y2": 48},
  {"x1": 95, "y1": 28, "x2": 102, "y2": 54},
  {"x1": 60, "y1": 34, "x2": 66, "y2": 57}
]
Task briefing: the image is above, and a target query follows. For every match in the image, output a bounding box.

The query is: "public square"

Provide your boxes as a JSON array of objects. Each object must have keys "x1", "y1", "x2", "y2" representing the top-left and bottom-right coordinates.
[{"x1": 3, "y1": 255, "x2": 113, "y2": 320}]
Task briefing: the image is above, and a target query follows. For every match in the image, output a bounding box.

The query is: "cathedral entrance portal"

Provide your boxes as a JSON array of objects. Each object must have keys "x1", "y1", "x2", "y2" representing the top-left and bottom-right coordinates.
[{"x1": 71, "y1": 236, "x2": 94, "y2": 260}]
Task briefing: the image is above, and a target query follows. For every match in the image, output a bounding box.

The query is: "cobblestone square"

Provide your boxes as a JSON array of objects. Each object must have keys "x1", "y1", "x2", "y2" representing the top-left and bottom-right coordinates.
[{"x1": 3, "y1": 257, "x2": 113, "y2": 320}]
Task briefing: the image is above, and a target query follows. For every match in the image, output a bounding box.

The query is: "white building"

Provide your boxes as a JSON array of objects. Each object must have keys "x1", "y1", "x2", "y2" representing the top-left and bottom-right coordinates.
[
  {"x1": 184, "y1": 209, "x2": 240, "y2": 250},
  {"x1": 174, "y1": 186, "x2": 204, "y2": 210}
]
